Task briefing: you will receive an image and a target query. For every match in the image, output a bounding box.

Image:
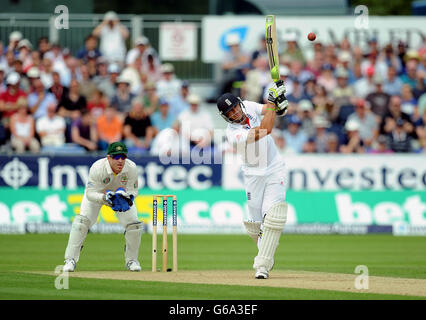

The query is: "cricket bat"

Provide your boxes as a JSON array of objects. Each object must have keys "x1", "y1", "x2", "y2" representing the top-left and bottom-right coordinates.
[
  {"x1": 265, "y1": 15, "x2": 280, "y2": 82},
  {"x1": 266, "y1": 14, "x2": 287, "y2": 116}
]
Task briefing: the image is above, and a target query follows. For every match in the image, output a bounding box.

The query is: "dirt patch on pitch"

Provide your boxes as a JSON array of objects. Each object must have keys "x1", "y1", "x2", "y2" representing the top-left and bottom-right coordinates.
[{"x1": 30, "y1": 270, "x2": 426, "y2": 297}]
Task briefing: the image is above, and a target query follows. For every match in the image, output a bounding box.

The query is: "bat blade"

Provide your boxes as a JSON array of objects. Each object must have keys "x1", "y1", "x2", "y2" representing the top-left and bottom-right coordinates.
[{"x1": 265, "y1": 15, "x2": 280, "y2": 82}]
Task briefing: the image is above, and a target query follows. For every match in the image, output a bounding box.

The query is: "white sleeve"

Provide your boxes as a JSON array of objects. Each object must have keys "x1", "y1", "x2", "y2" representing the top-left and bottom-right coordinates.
[
  {"x1": 100, "y1": 26, "x2": 108, "y2": 38},
  {"x1": 85, "y1": 165, "x2": 107, "y2": 205},
  {"x1": 253, "y1": 102, "x2": 264, "y2": 116},
  {"x1": 177, "y1": 111, "x2": 186, "y2": 125},
  {"x1": 126, "y1": 49, "x2": 137, "y2": 65},
  {"x1": 58, "y1": 117, "x2": 66, "y2": 130},
  {"x1": 125, "y1": 163, "x2": 139, "y2": 198},
  {"x1": 244, "y1": 100, "x2": 263, "y2": 116},
  {"x1": 155, "y1": 81, "x2": 166, "y2": 98},
  {"x1": 35, "y1": 118, "x2": 43, "y2": 133}
]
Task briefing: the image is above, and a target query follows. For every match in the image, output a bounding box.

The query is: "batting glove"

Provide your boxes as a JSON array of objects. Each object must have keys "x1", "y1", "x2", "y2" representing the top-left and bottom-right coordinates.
[
  {"x1": 275, "y1": 99, "x2": 289, "y2": 117},
  {"x1": 267, "y1": 80, "x2": 286, "y2": 104}
]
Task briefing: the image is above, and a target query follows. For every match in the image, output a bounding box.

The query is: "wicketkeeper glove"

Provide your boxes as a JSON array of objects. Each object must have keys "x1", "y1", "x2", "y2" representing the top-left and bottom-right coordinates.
[
  {"x1": 115, "y1": 187, "x2": 135, "y2": 208},
  {"x1": 113, "y1": 196, "x2": 131, "y2": 212},
  {"x1": 104, "y1": 189, "x2": 133, "y2": 212},
  {"x1": 104, "y1": 190, "x2": 115, "y2": 207}
]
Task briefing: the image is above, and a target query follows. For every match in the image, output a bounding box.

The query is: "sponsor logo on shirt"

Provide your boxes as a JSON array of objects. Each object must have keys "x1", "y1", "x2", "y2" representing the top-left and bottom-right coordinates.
[
  {"x1": 121, "y1": 175, "x2": 128, "y2": 185},
  {"x1": 103, "y1": 177, "x2": 110, "y2": 184}
]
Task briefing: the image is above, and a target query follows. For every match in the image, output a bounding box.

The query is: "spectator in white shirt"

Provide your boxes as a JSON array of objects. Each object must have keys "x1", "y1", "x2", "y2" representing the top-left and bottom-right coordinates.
[
  {"x1": 0, "y1": 41, "x2": 7, "y2": 70},
  {"x1": 353, "y1": 66, "x2": 376, "y2": 98},
  {"x1": 176, "y1": 94, "x2": 213, "y2": 149},
  {"x1": 126, "y1": 36, "x2": 160, "y2": 68},
  {"x1": 44, "y1": 43, "x2": 65, "y2": 67},
  {"x1": 40, "y1": 57, "x2": 54, "y2": 89},
  {"x1": 156, "y1": 63, "x2": 182, "y2": 100},
  {"x1": 346, "y1": 98, "x2": 378, "y2": 148},
  {"x1": 120, "y1": 55, "x2": 143, "y2": 95},
  {"x1": 36, "y1": 102, "x2": 66, "y2": 147},
  {"x1": 10, "y1": 97, "x2": 40, "y2": 153},
  {"x1": 92, "y1": 11, "x2": 129, "y2": 65}
]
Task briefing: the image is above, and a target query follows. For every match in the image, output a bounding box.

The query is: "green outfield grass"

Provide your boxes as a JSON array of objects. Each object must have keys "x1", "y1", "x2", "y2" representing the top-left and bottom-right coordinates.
[{"x1": 0, "y1": 234, "x2": 425, "y2": 299}]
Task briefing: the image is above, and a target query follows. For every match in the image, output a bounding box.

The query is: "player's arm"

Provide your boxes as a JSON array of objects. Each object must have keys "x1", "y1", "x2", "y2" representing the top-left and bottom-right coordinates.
[
  {"x1": 92, "y1": 20, "x2": 107, "y2": 37},
  {"x1": 85, "y1": 165, "x2": 110, "y2": 205},
  {"x1": 126, "y1": 165, "x2": 139, "y2": 199},
  {"x1": 246, "y1": 81, "x2": 288, "y2": 142},
  {"x1": 261, "y1": 103, "x2": 273, "y2": 116},
  {"x1": 247, "y1": 102, "x2": 276, "y2": 143}
]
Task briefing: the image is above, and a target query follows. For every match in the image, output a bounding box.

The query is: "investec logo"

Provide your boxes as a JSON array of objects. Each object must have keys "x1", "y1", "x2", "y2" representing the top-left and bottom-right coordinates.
[
  {"x1": 0, "y1": 158, "x2": 33, "y2": 189},
  {"x1": 0, "y1": 157, "x2": 87, "y2": 189},
  {"x1": 0, "y1": 157, "x2": 214, "y2": 190}
]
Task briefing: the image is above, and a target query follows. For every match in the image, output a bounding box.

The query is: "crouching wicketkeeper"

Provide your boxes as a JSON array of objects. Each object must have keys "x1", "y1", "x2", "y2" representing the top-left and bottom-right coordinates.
[{"x1": 62, "y1": 142, "x2": 143, "y2": 272}]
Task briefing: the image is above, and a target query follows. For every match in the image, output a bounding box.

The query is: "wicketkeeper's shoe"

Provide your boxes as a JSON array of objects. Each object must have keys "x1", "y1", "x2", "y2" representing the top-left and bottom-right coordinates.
[
  {"x1": 63, "y1": 259, "x2": 76, "y2": 272},
  {"x1": 255, "y1": 267, "x2": 269, "y2": 279},
  {"x1": 126, "y1": 260, "x2": 141, "y2": 272}
]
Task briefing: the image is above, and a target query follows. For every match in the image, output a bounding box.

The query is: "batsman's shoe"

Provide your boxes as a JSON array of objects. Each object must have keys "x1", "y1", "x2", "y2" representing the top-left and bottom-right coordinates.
[
  {"x1": 63, "y1": 259, "x2": 76, "y2": 272},
  {"x1": 255, "y1": 267, "x2": 269, "y2": 279},
  {"x1": 126, "y1": 260, "x2": 141, "y2": 272}
]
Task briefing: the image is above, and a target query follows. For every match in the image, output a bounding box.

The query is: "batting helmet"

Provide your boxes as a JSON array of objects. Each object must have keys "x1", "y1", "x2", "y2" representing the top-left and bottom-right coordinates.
[{"x1": 217, "y1": 93, "x2": 246, "y2": 124}]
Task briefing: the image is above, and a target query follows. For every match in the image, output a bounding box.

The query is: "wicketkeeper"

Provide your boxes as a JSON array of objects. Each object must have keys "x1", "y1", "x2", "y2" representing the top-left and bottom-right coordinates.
[
  {"x1": 217, "y1": 81, "x2": 288, "y2": 279},
  {"x1": 62, "y1": 142, "x2": 143, "y2": 272}
]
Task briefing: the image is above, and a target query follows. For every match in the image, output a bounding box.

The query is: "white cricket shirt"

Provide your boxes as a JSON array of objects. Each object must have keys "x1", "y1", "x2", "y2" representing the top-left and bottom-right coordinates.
[
  {"x1": 85, "y1": 157, "x2": 139, "y2": 205},
  {"x1": 226, "y1": 100, "x2": 285, "y2": 176}
]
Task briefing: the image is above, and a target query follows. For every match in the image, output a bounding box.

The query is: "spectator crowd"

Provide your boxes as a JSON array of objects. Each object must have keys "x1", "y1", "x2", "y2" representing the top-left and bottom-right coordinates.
[
  {"x1": 221, "y1": 31, "x2": 426, "y2": 154},
  {"x1": 0, "y1": 11, "x2": 425, "y2": 156},
  {"x1": 0, "y1": 11, "x2": 216, "y2": 156}
]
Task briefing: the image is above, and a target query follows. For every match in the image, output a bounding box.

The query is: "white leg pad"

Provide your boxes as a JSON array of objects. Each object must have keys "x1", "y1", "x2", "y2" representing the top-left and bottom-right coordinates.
[
  {"x1": 243, "y1": 220, "x2": 262, "y2": 243},
  {"x1": 64, "y1": 215, "x2": 91, "y2": 263},
  {"x1": 253, "y1": 202, "x2": 287, "y2": 271},
  {"x1": 124, "y1": 222, "x2": 143, "y2": 263}
]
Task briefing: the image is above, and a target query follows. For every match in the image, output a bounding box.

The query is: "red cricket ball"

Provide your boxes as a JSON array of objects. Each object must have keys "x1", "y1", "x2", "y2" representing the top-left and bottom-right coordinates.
[{"x1": 308, "y1": 32, "x2": 316, "y2": 41}]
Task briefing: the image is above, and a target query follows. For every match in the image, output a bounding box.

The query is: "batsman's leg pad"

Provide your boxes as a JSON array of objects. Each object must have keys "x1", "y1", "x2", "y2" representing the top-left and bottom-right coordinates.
[
  {"x1": 253, "y1": 202, "x2": 287, "y2": 271},
  {"x1": 64, "y1": 215, "x2": 91, "y2": 263},
  {"x1": 243, "y1": 220, "x2": 262, "y2": 243},
  {"x1": 124, "y1": 222, "x2": 143, "y2": 263}
]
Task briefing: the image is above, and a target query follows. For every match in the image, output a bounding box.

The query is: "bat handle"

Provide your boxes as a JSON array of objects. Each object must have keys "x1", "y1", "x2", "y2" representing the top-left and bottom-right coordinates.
[
  {"x1": 276, "y1": 94, "x2": 287, "y2": 105},
  {"x1": 275, "y1": 79, "x2": 284, "y2": 87}
]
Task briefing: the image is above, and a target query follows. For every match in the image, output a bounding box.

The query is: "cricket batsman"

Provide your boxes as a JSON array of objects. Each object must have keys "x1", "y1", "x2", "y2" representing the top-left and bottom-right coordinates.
[
  {"x1": 62, "y1": 142, "x2": 143, "y2": 272},
  {"x1": 217, "y1": 82, "x2": 288, "y2": 279}
]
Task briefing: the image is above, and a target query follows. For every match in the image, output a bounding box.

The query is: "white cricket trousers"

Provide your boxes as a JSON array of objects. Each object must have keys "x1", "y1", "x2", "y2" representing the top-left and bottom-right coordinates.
[{"x1": 244, "y1": 168, "x2": 287, "y2": 222}]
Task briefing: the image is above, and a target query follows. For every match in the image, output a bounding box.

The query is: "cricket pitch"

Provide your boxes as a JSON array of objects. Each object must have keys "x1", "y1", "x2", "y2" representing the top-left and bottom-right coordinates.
[{"x1": 29, "y1": 270, "x2": 426, "y2": 297}]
